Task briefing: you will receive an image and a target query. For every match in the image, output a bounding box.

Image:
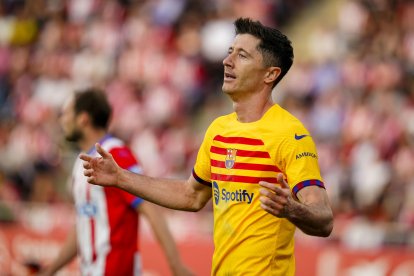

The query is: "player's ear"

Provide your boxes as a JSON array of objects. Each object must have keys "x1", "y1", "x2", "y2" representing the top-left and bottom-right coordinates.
[
  {"x1": 77, "y1": 111, "x2": 91, "y2": 127},
  {"x1": 264, "y1": 67, "x2": 281, "y2": 86}
]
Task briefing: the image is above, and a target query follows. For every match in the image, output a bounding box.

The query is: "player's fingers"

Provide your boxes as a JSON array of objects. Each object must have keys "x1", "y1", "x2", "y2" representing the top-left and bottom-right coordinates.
[
  {"x1": 277, "y1": 173, "x2": 289, "y2": 189},
  {"x1": 260, "y1": 200, "x2": 284, "y2": 215},
  {"x1": 83, "y1": 161, "x2": 91, "y2": 169},
  {"x1": 260, "y1": 203, "x2": 273, "y2": 214},
  {"x1": 259, "y1": 181, "x2": 276, "y2": 191},
  {"x1": 260, "y1": 189, "x2": 288, "y2": 205},
  {"x1": 259, "y1": 187, "x2": 276, "y2": 198},
  {"x1": 86, "y1": 176, "x2": 95, "y2": 184},
  {"x1": 259, "y1": 181, "x2": 289, "y2": 197},
  {"x1": 84, "y1": 169, "x2": 94, "y2": 177},
  {"x1": 96, "y1": 143, "x2": 111, "y2": 158},
  {"x1": 273, "y1": 185, "x2": 290, "y2": 197},
  {"x1": 79, "y1": 153, "x2": 92, "y2": 162},
  {"x1": 259, "y1": 196, "x2": 284, "y2": 209}
]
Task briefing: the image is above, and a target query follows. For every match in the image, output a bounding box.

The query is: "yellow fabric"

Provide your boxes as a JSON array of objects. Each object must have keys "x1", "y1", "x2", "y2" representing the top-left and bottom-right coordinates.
[{"x1": 193, "y1": 104, "x2": 323, "y2": 275}]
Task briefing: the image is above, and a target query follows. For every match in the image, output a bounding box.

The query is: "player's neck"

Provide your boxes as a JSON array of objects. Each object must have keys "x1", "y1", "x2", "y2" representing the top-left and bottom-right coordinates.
[
  {"x1": 232, "y1": 92, "x2": 274, "y2": 123},
  {"x1": 79, "y1": 128, "x2": 108, "y2": 152}
]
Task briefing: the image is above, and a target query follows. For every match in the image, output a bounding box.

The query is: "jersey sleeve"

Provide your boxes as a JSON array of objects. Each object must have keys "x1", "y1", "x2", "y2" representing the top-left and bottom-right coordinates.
[
  {"x1": 109, "y1": 147, "x2": 144, "y2": 208},
  {"x1": 192, "y1": 124, "x2": 214, "y2": 187},
  {"x1": 279, "y1": 124, "x2": 325, "y2": 197}
]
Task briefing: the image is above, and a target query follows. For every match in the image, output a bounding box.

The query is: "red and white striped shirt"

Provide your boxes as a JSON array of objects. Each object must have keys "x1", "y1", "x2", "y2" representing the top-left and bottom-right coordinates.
[{"x1": 72, "y1": 135, "x2": 143, "y2": 275}]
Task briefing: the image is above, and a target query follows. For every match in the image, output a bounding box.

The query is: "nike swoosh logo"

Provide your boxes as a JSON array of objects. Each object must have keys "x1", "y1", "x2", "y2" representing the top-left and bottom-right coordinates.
[{"x1": 295, "y1": 134, "x2": 308, "y2": 140}]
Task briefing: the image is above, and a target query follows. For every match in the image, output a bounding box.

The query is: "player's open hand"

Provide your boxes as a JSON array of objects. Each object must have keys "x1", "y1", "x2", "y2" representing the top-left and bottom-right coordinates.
[
  {"x1": 259, "y1": 173, "x2": 294, "y2": 218},
  {"x1": 79, "y1": 143, "x2": 120, "y2": 187}
]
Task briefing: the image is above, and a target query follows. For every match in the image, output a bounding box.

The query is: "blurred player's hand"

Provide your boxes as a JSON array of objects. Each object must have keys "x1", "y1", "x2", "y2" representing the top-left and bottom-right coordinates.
[
  {"x1": 259, "y1": 173, "x2": 293, "y2": 218},
  {"x1": 80, "y1": 143, "x2": 120, "y2": 187}
]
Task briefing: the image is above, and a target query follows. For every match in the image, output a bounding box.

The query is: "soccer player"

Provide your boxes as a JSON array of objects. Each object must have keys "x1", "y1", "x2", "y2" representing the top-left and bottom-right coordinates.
[
  {"x1": 40, "y1": 89, "x2": 192, "y2": 276},
  {"x1": 80, "y1": 18, "x2": 333, "y2": 275}
]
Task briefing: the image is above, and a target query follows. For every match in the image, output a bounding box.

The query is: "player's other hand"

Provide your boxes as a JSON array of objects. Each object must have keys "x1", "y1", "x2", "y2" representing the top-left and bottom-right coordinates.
[
  {"x1": 80, "y1": 143, "x2": 120, "y2": 187},
  {"x1": 259, "y1": 173, "x2": 294, "y2": 218}
]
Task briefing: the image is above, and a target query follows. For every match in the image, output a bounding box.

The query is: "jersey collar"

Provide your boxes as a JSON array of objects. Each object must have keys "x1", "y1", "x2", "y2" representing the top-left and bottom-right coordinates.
[{"x1": 86, "y1": 134, "x2": 112, "y2": 155}]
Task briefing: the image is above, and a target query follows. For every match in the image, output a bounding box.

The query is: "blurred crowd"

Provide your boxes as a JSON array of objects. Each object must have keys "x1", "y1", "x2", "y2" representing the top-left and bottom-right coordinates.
[
  {"x1": 285, "y1": 0, "x2": 414, "y2": 248},
  {"x1": 0, "y1": 0, "x2": 413, "y2": 249}
]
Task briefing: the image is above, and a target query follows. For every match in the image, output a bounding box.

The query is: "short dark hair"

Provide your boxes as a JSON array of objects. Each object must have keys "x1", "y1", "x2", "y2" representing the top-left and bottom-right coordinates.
[
  {"x1": 234, "y1": 17, "x2": 294, "y2": 87},
  {"x1": 74, "y1": 88, "x2": 111, "y2": 129}
]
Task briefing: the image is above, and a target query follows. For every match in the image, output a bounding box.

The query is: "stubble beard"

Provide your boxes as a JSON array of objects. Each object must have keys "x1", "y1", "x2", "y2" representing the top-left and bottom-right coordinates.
[
  {"x1": 222, "y1": 83, "x2": 234, "y2": 95},
  {"x1": 65, "y1": 129, "x2": 83, "y2": 143}
]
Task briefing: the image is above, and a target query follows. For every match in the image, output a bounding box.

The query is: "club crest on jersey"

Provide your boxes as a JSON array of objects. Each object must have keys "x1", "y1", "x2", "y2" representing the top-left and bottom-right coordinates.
[{"x1": 225, "y1": 148, "x2": 237, "y2": 169}]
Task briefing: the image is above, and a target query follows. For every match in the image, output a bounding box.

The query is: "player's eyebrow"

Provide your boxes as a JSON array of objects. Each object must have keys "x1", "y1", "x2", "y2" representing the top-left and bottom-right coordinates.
[{"x1": 228, "y1": 46, "x2": 253, "y2": 58}]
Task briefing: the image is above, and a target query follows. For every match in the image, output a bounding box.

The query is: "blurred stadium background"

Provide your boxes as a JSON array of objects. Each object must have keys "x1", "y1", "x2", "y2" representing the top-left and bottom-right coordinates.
[{"x1": 0, "y1": 0, "x2": 414, "y2": 275}]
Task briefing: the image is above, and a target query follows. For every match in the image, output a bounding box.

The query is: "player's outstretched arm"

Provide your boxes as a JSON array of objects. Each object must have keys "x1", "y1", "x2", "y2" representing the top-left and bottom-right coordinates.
[
  {"x1": 80, "y1": 144, "x2": 212, "y2": 211},
  {"x1": 259, "y1": 174, "x2": 333, "y2": 237}
]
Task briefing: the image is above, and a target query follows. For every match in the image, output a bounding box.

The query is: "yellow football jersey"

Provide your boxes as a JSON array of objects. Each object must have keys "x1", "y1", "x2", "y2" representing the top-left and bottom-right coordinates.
[{"x1": 193, "y1": 104, "x2": 325, "y2": 275}]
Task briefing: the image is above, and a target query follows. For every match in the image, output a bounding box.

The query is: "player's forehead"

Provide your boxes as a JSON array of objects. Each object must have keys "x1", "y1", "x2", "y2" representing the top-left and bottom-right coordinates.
[{"x1": 230, "y1": 34, "x2": 261, "y2": 53}]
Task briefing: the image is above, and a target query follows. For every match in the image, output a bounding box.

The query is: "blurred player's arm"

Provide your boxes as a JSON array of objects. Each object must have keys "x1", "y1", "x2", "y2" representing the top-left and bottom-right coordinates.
[
  {"x1": 138, "y1": 202, "x2": 194, "y2": 276},
  {"x1": 80, "y1": 144, "x2": 212, "y2": 211},
  {"x1": 38, "y1": 225, "x2": 77, "y2": 276},
  {"x1": 259, "y1": 174, "x2": 333, "y2": 237}
]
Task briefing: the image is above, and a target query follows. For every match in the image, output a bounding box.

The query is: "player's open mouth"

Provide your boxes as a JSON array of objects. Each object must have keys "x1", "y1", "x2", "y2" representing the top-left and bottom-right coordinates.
[{"x1": 224, "y1": 72, "x2": 236, "y2": 80}]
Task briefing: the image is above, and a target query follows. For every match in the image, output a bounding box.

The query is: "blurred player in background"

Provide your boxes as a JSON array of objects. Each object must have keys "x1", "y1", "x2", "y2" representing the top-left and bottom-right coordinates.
[
  {"x1": 80, "y1": 18, "x2": 333, "y2": 275},
  {"x1": 40, "y1": 89, "x2": 192, "y2": 276}
]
